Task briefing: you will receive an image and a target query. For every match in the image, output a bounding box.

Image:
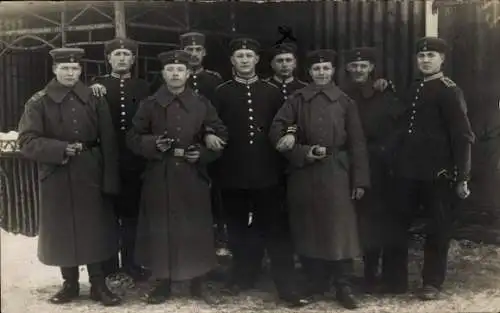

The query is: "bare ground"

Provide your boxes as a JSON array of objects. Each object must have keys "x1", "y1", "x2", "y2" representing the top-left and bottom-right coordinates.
[{"x1": 2, "y1": 229, "x2": 500, "y2": 313}]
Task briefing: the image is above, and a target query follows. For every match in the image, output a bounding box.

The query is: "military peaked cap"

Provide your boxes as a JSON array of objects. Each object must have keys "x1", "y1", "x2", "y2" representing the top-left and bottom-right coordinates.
[
  {"x1": 49, "y1": 47, "x2": 85, "y2": 63},
  {"x1": 269, "y1": 42, "x2": 297, "y2": 59},
  {"x1": 345, "y1": 47, "x2": 377, "y2": 63},
  {"x1": 158, "y1": 50, "x2": 192, "y2": 66},
  {"x1": 180, "y1": 32, "x2": 206, "y2": 48},
  {"x1": 415, "y1": 37, "x2": 448, "y2": 54},
  {"x1": 105, "y1": 37, "x2": 138, "y2": 55},
  {"x1": 306, "y1": 49, "x2": 337, "y2": 68},
  {"x1": 229, "y1": 38, "x2": 260, "y2": 54}
]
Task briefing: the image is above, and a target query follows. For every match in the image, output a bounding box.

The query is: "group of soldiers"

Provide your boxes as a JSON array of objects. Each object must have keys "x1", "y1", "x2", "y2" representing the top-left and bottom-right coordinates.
[{"x1": 17, "y1": 30, "x2": 475, "y2": 310}]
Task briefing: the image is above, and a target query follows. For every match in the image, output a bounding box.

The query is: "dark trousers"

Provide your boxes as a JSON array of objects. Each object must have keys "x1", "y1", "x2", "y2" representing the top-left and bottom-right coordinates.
[
  {"x1": 102, "y1": 169, "x2": 142, "y2": 276},
  {"x1": 210, "y1": 183, "x2": 226, "y2": 246},
  {"x1": 221, "y1": 186, "x2": 296, "y2": 294},
  {"x1": 387, "y1": 177, "x2": 455, "y2": 289},
  {"x1": 300, "y1": 256, "x2": 354, "y2": 293},
  {"x1": 61, "y1": 262, "x2": 103, "y2": 283}
]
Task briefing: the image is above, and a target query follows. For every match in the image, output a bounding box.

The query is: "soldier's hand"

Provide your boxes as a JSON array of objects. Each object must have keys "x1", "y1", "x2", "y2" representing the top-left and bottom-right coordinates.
[
  {"x1": 306, "y1": 145, "x2": 327, "y2": 161},
  {"x1": 276, "y1": 134, "x2": 296, "y2": 152},
  {"x1": 351, "y1": 188, "x2": 365, "y2": 200},
  {"x1": 156, "y1": 137, "x2": 172, "y2": 153},
  {"x1": 185, "y1": 149, "x2": 201, "y2": 163},
  {"x1": 65, "y1": 143, "x2": 78, "y2": 157},
  {"x1": 456, "y1": 181, "x2": 471, "y2": 199},
  {"x1": 90, "y1": 83, "x2": 107, "y2": 97},
  {"x1": 204, "y1": 134, "x2": 226, "y2": 151},
  {"x1": 373, "y1": 78, "x2": 388, "y2": 91}
]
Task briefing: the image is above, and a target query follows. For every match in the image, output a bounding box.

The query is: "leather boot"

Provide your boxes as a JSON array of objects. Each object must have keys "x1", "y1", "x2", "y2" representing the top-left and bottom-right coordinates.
[
  {"x1": 49, "y1": 281, "x2": 80, "y2": 304},
  {"x1": 90, "y1": 279, "x2": 122, "y2": 306},
  {"x1": 336, "y1": 286, "x2": 360, "y2": 310},
  {"x1": 144, "y1": 279, "x2": 171, "y2": 305}
]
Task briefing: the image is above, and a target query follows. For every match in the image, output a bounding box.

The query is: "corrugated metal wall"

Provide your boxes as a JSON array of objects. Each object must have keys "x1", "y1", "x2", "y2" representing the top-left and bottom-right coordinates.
[{"x1": 439, "y1": 2, "x2": 500, "y2": 244}]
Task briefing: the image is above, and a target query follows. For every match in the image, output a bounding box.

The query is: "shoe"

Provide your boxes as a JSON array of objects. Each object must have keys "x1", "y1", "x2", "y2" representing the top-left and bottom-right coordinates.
[
  {"x1": 278, "y1": 291, "x2": 310, "y2": 308},
  {"x1": 49, "y1": 281, "x2": 79, "y2": 304},
  {"x1": 89, "y1": 280, "x2": 122, "y2": 306},
  {"x1": 144, "y1": 280, "x2": 171, "y2": 305},
  {"x1": 417, "y1": 285, "x2": 441, "y2": 301},
  {"x1": 336, "y1": 286, "x2": 360, "y2": 310}
]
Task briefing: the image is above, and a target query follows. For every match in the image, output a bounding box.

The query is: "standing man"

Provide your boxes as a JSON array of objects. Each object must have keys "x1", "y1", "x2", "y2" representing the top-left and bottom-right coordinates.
[
  {"x1": 265, "y1": 42, "x2": 307, "y2": 102},
  {"x1": 390, "y1": 37, "x2": 474, "y2": 300},
  {"x1": 342, "y1": 47, "x2": 404, "y2": 292},
  {"x1": 270, "y1": 49, "x2": 370, "y2": 310},
  {"x1": 17, "y1": 48, "x2": 121, "y2": 306},
  {"x1": 180, "y1": 31, "x2": 227, "y2": 251},
  {"x1": 90, "y1": 37, "x2": 151, "y2": 282},
  {"x1": 127, "y1": 50, "x2": 227, "y2": 304},
  {"x1": 212, "y1": 38, "x2": 307, "y2": 307}
]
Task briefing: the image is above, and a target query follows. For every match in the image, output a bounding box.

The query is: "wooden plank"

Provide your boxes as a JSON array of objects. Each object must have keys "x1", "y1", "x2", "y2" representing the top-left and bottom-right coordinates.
[{"x1": 114, "y1": 1, "x2": 126, "y2": 38}]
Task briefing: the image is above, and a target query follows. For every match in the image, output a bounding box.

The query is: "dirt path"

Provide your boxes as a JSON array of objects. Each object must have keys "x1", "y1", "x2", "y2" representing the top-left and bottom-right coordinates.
[{"x1": 2, "y1": 229, "x2": 500, "y2": 313}]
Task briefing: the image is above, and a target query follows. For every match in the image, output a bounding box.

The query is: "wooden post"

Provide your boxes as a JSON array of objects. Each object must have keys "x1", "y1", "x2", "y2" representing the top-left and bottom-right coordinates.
[
  {"x1": 114, "y1": 1, "x2": 126, "y2": 38},
  {"x1": 425, "y1": 0, "x2": 439, "y2": 37},
  {"x1": 61, "y1": 2, "x2": 67, "y2": 46}
]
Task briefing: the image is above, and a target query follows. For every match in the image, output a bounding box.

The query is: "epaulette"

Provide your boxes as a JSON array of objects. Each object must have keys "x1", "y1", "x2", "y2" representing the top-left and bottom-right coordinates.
[
  {"x1": 263, "y1": 80, "x2": 279, "y2": 89},
  {"x1": 297, "y1": 79, "x2": 308, "y2": 86},
  {"x1": 440, "y1": 76, "x2": 456, "y2": 88},
  {"x1": 266, "y1": 79, "x2": 279, "y2": 89},
  {"x1": 214, "y1": 79, "x2": 233, "y2": 91},
  {"x1": 205, "y1": 69, "x2": 222, "y2": 79},
  {"x1": 262, "y1": 77, "x2": 271, "y2": 82},
  {"x1": 26, "y1": 89, "x2": 46, "y2": 104}
]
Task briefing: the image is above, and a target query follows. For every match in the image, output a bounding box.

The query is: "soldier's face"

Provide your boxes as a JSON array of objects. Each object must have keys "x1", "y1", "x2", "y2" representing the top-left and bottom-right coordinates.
[
  {"x1": 309, "y1": 62, "x2": 334, "y2": 85},
  {"x1": 183, "y1": 45, "x2": 206, "y2": 67},
  {"x1": 53, "y1": 63, "x2": 82, "y2": 87},
  {"x1": 231, "y1": 49, "x2": 259, "y2": 75},
  {"x1": 417, "y1": 51, "x2": 444, "y2": 75},
  {"x1": 271, "y1": 53, "x2": 297, "y2": 78},
  {"x1": 108, "y1": 49, "x2": 135, "y2": 73},
  {"x1": 162, "y1": 63, "x2": 190, "y2": 88},
  {"x1": 346, "y1": 60, "x2": 374, "y2": 83}
]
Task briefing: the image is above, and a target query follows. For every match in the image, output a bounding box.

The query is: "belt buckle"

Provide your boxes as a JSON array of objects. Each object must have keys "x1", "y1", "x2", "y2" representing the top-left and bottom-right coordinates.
[{"x1": 173, "y1": 148, "x2": 185, "y2": 157}]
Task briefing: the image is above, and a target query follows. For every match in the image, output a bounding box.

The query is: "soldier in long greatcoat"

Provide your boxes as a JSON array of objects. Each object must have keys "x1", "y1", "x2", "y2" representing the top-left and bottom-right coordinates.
[
  {"x1": 90, "y1": 37, "x2": 152, "y2": 282},
  {"x1": 342, "y1": 47, "x2": 405, "y2": 292},
  {"x1": 126, "y1": 50, "x2": 227, "y2": 305},
  {"x1": 270, "y1": 49, "x2": 370, "y2": 310},
  {"x1": 17, "y1": 48, "x2": 121, "y2": 306}
]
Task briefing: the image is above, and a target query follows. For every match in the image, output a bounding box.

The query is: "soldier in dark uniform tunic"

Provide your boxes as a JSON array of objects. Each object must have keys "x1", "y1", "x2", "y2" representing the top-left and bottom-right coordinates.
[
  {"x1": 264, "y1": 43, "x2": 307, "y2": 102},
  {"x1": 18, "y1": 48, "x2": 121, "y2": 306},
  {"x1": 342, "y1": 47, "x2": 405, "y2": 292},
  {"x1": 212, "y1": 38, "x2": 307, "y2": 307},
  {"x1": 390, "y1": 37, "x2": 474, "y2": 300},
  {"x1": 90, "y1": 37, "x2": 152, "y2": 281},
  {"x1": 179, "y1": 32, "x2": 227, "y2": 251}
]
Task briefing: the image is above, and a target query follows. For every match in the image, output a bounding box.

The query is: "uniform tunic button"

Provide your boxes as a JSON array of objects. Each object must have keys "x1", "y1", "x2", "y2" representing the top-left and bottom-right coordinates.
[
  {"x1": 193, "y1": 82, "x2": 198, "y2": 86},
  {"x1": 193, "y1": 75, "x2": 197, "y2": 79},
  {"x1": 120, "y1": 84, "x2": 124, "y2": 88},
  {"x1": 121, "y1": 112, "x2": 126, "y2": 116},
  {"x1": 176, "y1": 127, "x2": 181, "y2": 131},
  {"x1": 250, "y1": 125, "x2": 254, "y2": 129},
  {"x1": 246, "y1": 85, "x2": 251, "y2": 89},
  {"x1": 120, "y1": 91, "x2": 124, "y2": 94},
  {"x1": 120, "y1": 79, "x2": 124, "y2": 83},
  {"x1": 71, "y1": 108, "x2": 76, "y2": 112},
  {"x1": 73, "y1": 119, "x2": 77, "y2": 124},
  {"x1": 412, "y1": 110, "x2": 416, "y2": 114},
  {"x1": 249, "y1": 108, "x2": 253, "y2": 112},
  {"x1": 74, "y1": 130, "x2": 79, "y2": 134},
  {"x1": 249, "y1": 116, "x2": 254, "y2": 120},
  {"x1": 121, "y1": 119, "x2": 126, "y2": 123},
  {"x1": 195, "y1": 89, "x2": 199, "y2": 93},
  {"x1": 412, "y1": 103, "x2": 416, "y2": 107},
  {"x1": 121, "y1": 97, "x2": 125, "y2": 101},
  {"x1": 250, "y1": 132, "x2": 255, "y2": 136},
  {"x1": 248, "y1": 99, "x2": 252, "y2": 104},
  {"x1": 121, "y1": 104, "x2": 125, "y2": 108},
  {"x1": 249, "y1": 140, "x2": 254, "y2": 144},
  {"x1": 411, "y1": 116, "x2": 415, "y2": 120},
  {"x1": 282, "y1": 90, "x2": 287, "y2": 94},
  {"x1": 408, "y1": 129, "x2": 413, "y2": 134},
  {"x1": 284, "y1": 96, "x2": 288, "y2": 100},
  {"x1": 420, "y1": 83, "x2": 424, "y2": 87},
  {"x1": 247, "y1": 93, "x2": 251, "y2": 96},
  {"x1": 121, "y1": 126, "x2": 126, "y2": 131}
]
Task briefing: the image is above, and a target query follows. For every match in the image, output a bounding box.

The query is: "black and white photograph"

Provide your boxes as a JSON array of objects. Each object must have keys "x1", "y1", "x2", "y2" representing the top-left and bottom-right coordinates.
[{"x1": 1, "y1": 0, "x2": 499, "y2": 312}]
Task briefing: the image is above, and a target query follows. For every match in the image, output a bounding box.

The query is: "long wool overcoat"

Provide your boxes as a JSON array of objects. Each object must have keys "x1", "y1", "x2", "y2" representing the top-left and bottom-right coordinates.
[
  {"x1": 18, "y1": 79, "x2": 120, "y2": 267},
  {"x1": 127, "y1": 86, "x2": 227, "y2": 281},
  {"x1": 270, "y1": 82, "x2": 370, "y2": 261}
]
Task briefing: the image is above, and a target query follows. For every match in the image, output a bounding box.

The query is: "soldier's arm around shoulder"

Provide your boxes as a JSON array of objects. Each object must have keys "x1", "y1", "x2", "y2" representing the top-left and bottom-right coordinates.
[
  {"x1": 93, "y1": 94, "x2": 120, "y2": 194},
  {"x1": 439, "y1": 77, "x2": 475, "y2": 181},
  {"x1": 17, "y1": 90, "x2": 68, "y2": 164},
  {"x1": 126, "y1": 96, "x2": 162, "y2": 160},
  {"x1": 344, "y1": 95, "x2": 370, "y2": 188}
]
